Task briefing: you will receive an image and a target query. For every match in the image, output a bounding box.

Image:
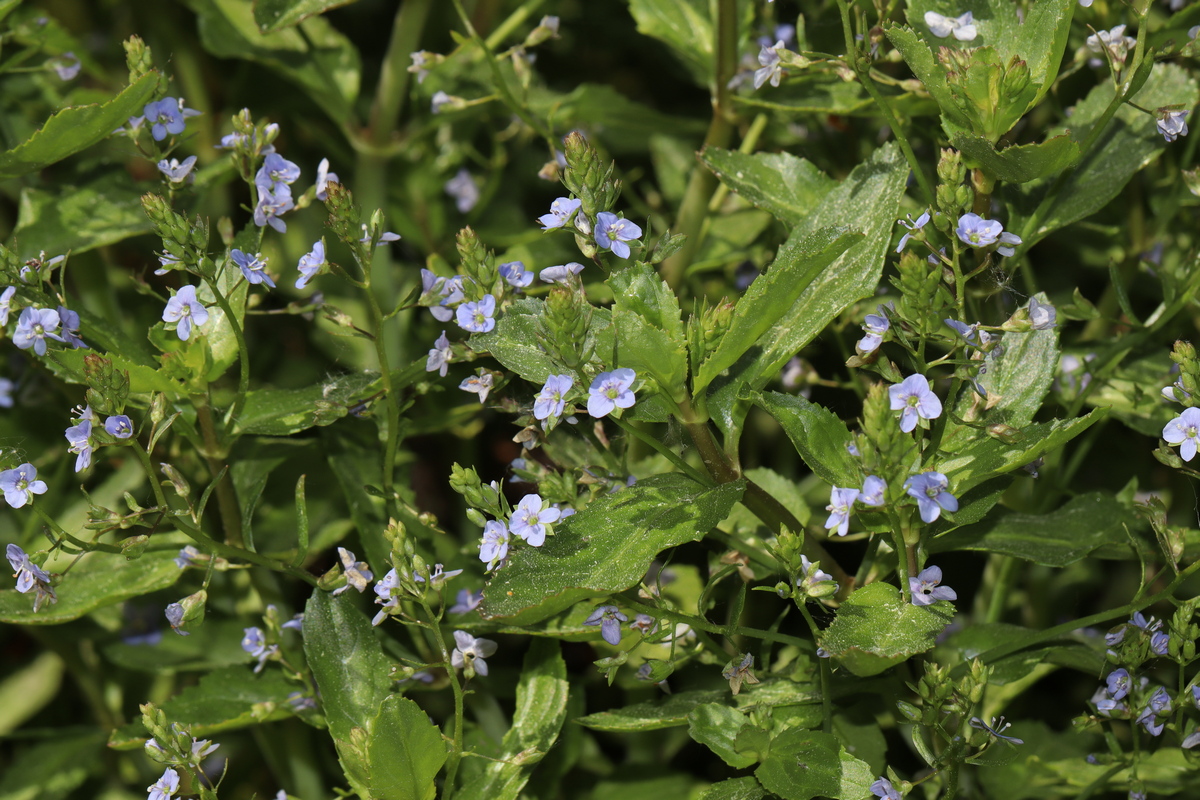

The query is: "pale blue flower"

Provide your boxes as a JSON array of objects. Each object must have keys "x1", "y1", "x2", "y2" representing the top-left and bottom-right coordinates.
[
  {"x1": 925, "y1": 10, "x2": 977, "y2": 41},
  {"x1": 13, "y1": 307, "x2": 64, "y2": 355},
  {"x1": 904, "y1": 472, "x2": 958, "y2": 523},
  {"x1": 457, "y1": 294, "x2": 497, "y2": 333},
  {"x1": 944, "y1": 319, "x2": 994, "y2": 349},
  {"x1": 870, "y1": 777, "x2": 901, "y2": 800},
  {"x1": 157, "y1": 155, "x2": 197, "y2": 184},
  {"x1": 450, "y1": 588, "x2": 484, "y2": 614},
  {"x1": 534, "y1": 374, "x2": 573, "y2": 420},
  {"x1": 174, "y1": 545, "x2": 201, "y2": 569},
  {"x1": 56, "y1": 307, "x2": 86, "y2": 349},
  {"x1": 1107, "y1": 668, "x2": 1131, "y2": 700},
  {"x1": 594, "y1": 212, "x2": 642, "y2": 259},
  {"x1": 0, "y1": 286, "x2": 15, "y2": 325},
  {"x1": 798, "y1": 555, "x2": 837, "y2": 596},
  {"x1": 460, "y1": 371, "x2": 494, "y2": 403},
  {"x1": 147, "y1": 767, "x2": 180, "y2": 800},
  {"x1": 539, "y1": 262, "x2": 584, "y2": 283},
  {"x1": 824, "y1": 486, "x2": 859, "y2": 536},
  {"x1": 754, "y1": 41, "x2": 784, "y2": 89},
  {"x1": 858, "y1": 312, "x2": 889, "y2": 354},
  {"x1": 255, "y1": 153, "x2": 301, "y2": 192},
  {"x1": 451, "y1": 630, "x2": 497, "y2": 675},
  {"x1": 859, "y1": 475, "x2": 886, "y2": 507},
  {"x1": 426, "y1": 331, "x2": 453, "y2": 377},
  {"x1": 241, "y1": 626, "x2": 277, "y2": 672},
  {"x1": 896, "y1": 210, "x2": 930, "y2": 252},
  {"x1": 1028, "y1": 297, "x2": 1056, "y2": 330},
  {"x1": 144, "y1": 97, "x2": 199, "y2": 141},
  {"x1": 415, "y1": 563, "x2": 463, "y2": 588},
  {"x1": 1151, "y1": 630, "x2": 1169, "y2": 656},
  {"x1": 1137, "y1": 686, "x2": 1171, "y2": 736},
  {"x1": 499, "y1": 261, "x2": 534, "y2": 288},
  {"x1": 510, "y1": 493, "x2": 561, "y2": 546},
  {"x1": 445, "y1": 168, "x2": 479, "y2": 213},
  {"x1": 431, "y1": 91, "x2": 454, "y2": 113},
  {"x1": 584, "y1": 605, "x2": 628, "y2": 645},
  {"x1": 538, "y1": 197, "x2": 582, "y2": 230},
  {"x1": 372, "y1": 568, "x2": 401, "y2": 626},
  {"x1": 331, "y1": 547, "x2": 372, "y2": 596},
  {"x1": 587, "y1": 368, "x2": 636, "y2": 417},
  {"x1": 315, "y1": 158, "x2": 338, "y2": 201},
  {"x1": 163, "y1": 285, "x2": 209, "y2": 341},
  {"x1": 1157, "y1": 110, "x2": 1188, "y2": 143},
  {"x1": 0, "y1": 463, "x2": 47, "y2": 508},
  {"x1": 295, "y1": 240, "x2": 325, "y2": 289},
  {"x1": 65, "y1": 416, "x2": 93, "y2": 472},
  {"x1": 910, "y1": 565, "x2": 957, "y2": 606},
  {"x1": 165, "y1": 602, "x2": 189, "y2": 636},
  {"x1": 970, "y1": 716, "x2": 1023, "y2": 744},
  {"x1": 232, "y1": 249, "x2": 275, "y2": 288},
  {"x1": 6, "y1": 543, "x2": 49, "y2": 594},
  {"x1": 359, "y1": 223, "x2": 401, "y2": 245},
  {"x1": 1164, "y1": 407, "x2": 1200, "y2": 461},
  {"x1": 105, "y1": 415, "x2": 134, "y2": 439},
  {"x1": 956, "y1": 213, "x2": 1020, "y2": 256},
  {"x1": 889, "y1": 374, "x2": 942, "y2": 433},
  {"x1": 479, "y1": 520, "x2": 510, "y2": 569},
  {"x1": 254, "y1": 184, "x2": 294, "y2": 233}
]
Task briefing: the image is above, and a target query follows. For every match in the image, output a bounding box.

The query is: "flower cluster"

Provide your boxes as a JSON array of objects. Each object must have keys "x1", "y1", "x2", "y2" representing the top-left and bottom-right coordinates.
[
  {"x1": 823, "y1": 475, "x2": 887, "y2": 536},
  {"x1": 6, "y1": 543, "x2": 56, "y2": 611},
  {"x1": 539, "y1": 197, "x2": 642, "y2": 260},
  {"x1": 477, "y1": 492, "x2": 563, "y2": 570}
]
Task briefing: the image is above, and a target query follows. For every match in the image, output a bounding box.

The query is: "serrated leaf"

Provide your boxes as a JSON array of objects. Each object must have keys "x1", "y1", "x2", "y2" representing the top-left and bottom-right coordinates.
[
  {"x1": 0, "y1": 72, "x2": 159, "y2": 179},
  {"x1": 253, "y1": 0, "x2": 357, "y2": 32},
  {"x1": 482, "y1": 475, "x2": 744, "y2": 623},
  {"x1": 609, "y1": 262, "x2": 688, "y2": 402},
  {"x1": 698, "y1": 778, "x2": 768, "y2": 800},
  {"x1": 818, "y1": 582, "x2": 954, "y2": 677},
  {"x1": 751, "y1": 391, "x2": 859, "y2": 488},
  {"x1": 754, "y1": 730, "x2": 874, "y2": 800},
  {"x1": 700, "y1": 148, "x2": 836, "y2": 228},
  {"x1": 475, "y1": 298, "x2": 614, "y2": 385},
  {"x1": 626, "y1": 0, "x2": 713, "y2": 86},
  {"x1": 13, "y1": 172, "x2": 154, "y2": 259},
  {"x1": 951, "y1": 134, "x2": 1080, "y2": 184},
  {"x1": 367, "y1": 696, "x2": 447, "y2": 800},
  {"x1": 687, "y1": 703, "x2": 757, "y2": 769}
]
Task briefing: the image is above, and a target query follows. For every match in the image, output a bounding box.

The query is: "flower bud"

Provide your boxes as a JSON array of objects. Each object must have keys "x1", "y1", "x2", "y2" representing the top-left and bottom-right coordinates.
[{"x1": 123, "y1": 35, "x2": 154, "y2": 84}]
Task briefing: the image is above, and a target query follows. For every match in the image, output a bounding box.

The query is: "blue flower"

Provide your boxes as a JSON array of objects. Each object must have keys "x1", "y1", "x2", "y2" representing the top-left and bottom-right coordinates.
[
  {"x1": 157, "y1": 155, "x2": 197, "y2": 185},
  {"x1": 539, "y1": 262, "x2": 585, "y2": 283},
  {"x1": 798, "y1": 555, "x2": 837, "y2": 597},
  {"x1": 510, "y1": 493, "x2": 562, "y2": 546},
  {"x1": 584, "y1": 605, "x2": 628, "y2": 645},
  {"x1": 925, "y1": 10, "x2": 977, "y2": 41},
  {"x1": 824, "y1": 486, "x2": 859, "y2": 536},
  {"x1": 970, "y1": 715, "x2": 1023, "y2": 744},
  {"x1": 241, "y1": 626, "x2": 278, "y2": 672},
  {"x1": 426, "y1": 331, "x2": 453, "y2": 377},
  {"x1": 460, "y1": 371, "x2": 494, "y2": 403},
  {"x1": 587, "y1": 368, "x2": 637, "y2": 417},
  {"x1": 538, "y1": 197, "x2": 582, "y2": 230},
  {"x1": 479, "y1": 520, "x2": 510, "y2": 570},
  {"x1": 944, "y1": 319, "x2": 995, "y2": 349},
  {"x1": 955, "y1": 213, "x2": 1020, "y2": 256},
  {"x1": 859, "y1": 475, "x2": 886, "y2": 507},
  {"x1": 0, "y1": 463, "x2": 47, "y2": 508},
  {"x1": 1137, "y1": 686, "x2": 1172, "y2": 736},
  {"x1": 449, "y1": 588, "x2": 484, "y2": 614},
  {"x1": 445, "y1": 168, "x2": 480, "y2": 213},
  {"x1": 51, "y1": 51, "x2": 80, "y2": 80},
  {"x1": 163, "y1": 285, "x2": 209, "y2": 341},
  {"x1": 1028, "y1": 297, "x2": 1056, "y2": 330},
  {"x1": 904, "y1": 472, "x2": 958, "y2": 523},
  {"x1": 534, "y1": 374, "x2": 573, "y2": 420},
  {"x1": 254, "y1": 183, "x2": 294, "y2": 233},
  {"x1": 858, "y1": 312, "x2": 890, "y2": 354},
  {"x1": 105, "y1": 415, "x2": 134, "y2": 439},
  {"x1": 295, "y1": 240, "x2": 325, "y2": 289},
  {"x1": 232, "y1": 249, "x2": 275, "y2": 288},
  {"x1": 456, "y1": 294, "x2": 497, "y2": 333},
  {"x1": 1164, "y1": 407, "x2": 1200, "y2": 461},
  {"x1": 754, "y1": 41, "x2": 784, "y2": 89},
  {"x1": 56, "y1": 306, "x2": 87, "y2": 349},
  {"x1": 1107, "y1": 668, "x2": 1131, "y2": 700},
  {"x1": 174, "y1": 545, "x2": 201, "y2": 569},
  {"x1": 451, "y1": 630, "x2": 498, "y2": 676},
  {"x1": 13, "y1": 307, "x2": 64, "y2": 355},
  {"x1": 889, "y1": 374, "x2": 942, "y2": 433},
  {"x1": 594, "y1": 212, "x2": 642, "y2": 259},
  {"x1": 165, "y1": 602, "x2": 189, "y2": 636},
  {"x1": 315, "y1": 158, "x2": 339, "y2": 201},
  {"x1": 0, "y1": 286, "x2": 15, "y2": 325},
  {"x1": 372, "y1": 569, "x2": 401, "y2": 626},
  {"x1": 870, "y1": 777, "x2": 901, "y2": 800},
  {"x1": 415, "y1": 563, "x2": 463, "y2": 589},
  {"x1": 6, "y1": 543, "x2": 50, "y2": 594},
  {"x1": 147, "y1": 768, "x2": 180, "y2": 800},
  {"x1": 255, "y1": 153, "x2": 301, "y2": 192},
  {"x1": 143, "y1": 97, "x2": 199, "y2": 141},
  {"x1": 499, "y1": 261, "x2": 534, "y2": 288},
  {"x1": 1158, "y1": 110, "x2": 1188, "y2": 143},
  {"x1": 0, "y1": 378, "x2": 14, "y2": 408},
  {"x1": 909, "y1": 565, "x2": 957, "y2": 606},
  {"x1": 331, "y1": 547, "x2": 373, "y2": 596},
  {"x1": 65, "y1": 415, "x2": 93, "y2": 472},
  {"x1": 1150, "y1": 630, "x2": 1169, "y2": 656},
  {"x1": 896, "y1": 210, "x2": 930, "y2": 253}
]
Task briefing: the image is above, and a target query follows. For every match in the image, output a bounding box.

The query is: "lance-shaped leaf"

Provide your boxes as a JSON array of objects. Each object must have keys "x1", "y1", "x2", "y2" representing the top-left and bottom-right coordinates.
[
  {"x1": 576, "y1": 689, "x2": 730, "y2": 732},
  {"x1": 366, "y1": 696, "x2": 448, "y2": 800},
  {"x1": 0, "y1": 72, "x2": 159, "y2": 179},
  {"x1": 253, "y1": 0, "x2": 358, "y2": 32},
  {"x1": 482, "y1": 474, "x2": 745, "y2": 624},
  {"x1": 817, "y1": 582, "x2": 954, "y2": 677},
  {"x1": 699, "y1": 148, "x2": 835, "y2": 228}
]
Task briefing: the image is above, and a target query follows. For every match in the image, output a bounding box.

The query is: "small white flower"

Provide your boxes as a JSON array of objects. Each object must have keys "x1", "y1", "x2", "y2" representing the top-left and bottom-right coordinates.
[{"x1": 925, "y1": 11, "x2": 977, "y2": 42}]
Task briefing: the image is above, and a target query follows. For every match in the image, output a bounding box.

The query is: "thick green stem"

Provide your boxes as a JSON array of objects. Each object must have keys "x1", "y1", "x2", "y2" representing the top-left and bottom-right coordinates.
[
  {"x1": 202, "y1": 275, "x2": 251, "y2": 428},
  {"x1": 798, "y1": 604, "x2": 833, "y2": 734},
  {"x1": 981, "y1": 554, "x2": 1017, "y2": 624},
  {"x1": 417, "y1": 601, "x2": 465, "y2": 800},
  {"x1": 368, "y1": 0, "x2": 434, "y2": 149},
  {"x1": 195, "y1": 397, "x2": 243, "y2": 547},
  {"x1": 365, "y1": 287, "x2": 400, "y2": 511}
]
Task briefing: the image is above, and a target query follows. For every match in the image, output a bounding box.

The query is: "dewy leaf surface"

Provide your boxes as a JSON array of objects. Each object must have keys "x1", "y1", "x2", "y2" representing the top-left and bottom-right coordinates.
[
  {"x1": 818, "y1": 582, "x2": 954, "y2": 677},
  {"x1": 700, "y1": 148, "x2": 836, "y2": 228},
  {"x1": 252, "y1": 0, "x2": 357, "y2": 32},
  {"x1": 751, "y1": 391, "x2": 860, "y2": 488},
  {"x1": 755, "y1": 730, "x2": 874, "y2": 800},
  {"x1": 482, "y1": 474, "x2": 744, "y2": 622},
  {"x1": 366, "y1": 696, "x2": 447, "y2": 800}
]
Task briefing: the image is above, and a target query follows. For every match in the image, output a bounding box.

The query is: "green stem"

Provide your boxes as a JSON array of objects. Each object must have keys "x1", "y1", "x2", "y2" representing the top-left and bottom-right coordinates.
[
  {"x1": 798, "y1": 604, "x2": 833, "y2": 734},
  {"x1": 982, "y1": 554, "x2": 1017, "y2": 624},
  {"x1": 418, "y1": 600, "x2": 465, "y2": 800},
  {"x1": 369, "y1": 0, "x2": 434, "y2": 148},
  {"x1": 202, "y1": 274, "x2": 252, "y2": 428},
  {"x1": 195, "y1": 396, "x2": 244, "y2": 547},
  {"x1": 365, "y1": 286, "x2": 400, "y2": 511},
  {"x1": 621, "y1": 596, "x2": 813, "y2": 651},
  {"x1": 613, "y1": 417, "x2": 709, "y2": 485}
]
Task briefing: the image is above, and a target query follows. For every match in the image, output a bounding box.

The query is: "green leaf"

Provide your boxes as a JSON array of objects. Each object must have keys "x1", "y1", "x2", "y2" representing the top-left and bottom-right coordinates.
[
  {"x1": 253, "y1": 0, "x2": 357, "y2": 32},
  {"x1": 818, "y1": 582, "x2": 954, "y2": 677},
  {"x1": 699, "y1": 148, "x2": 836, "y2": 228},
  {"x1": 751, "y1": 391, "x2": 859, "y2": 488},
  {"x1": 185, "y1": 0, "x2": 360, "y2": 125},
  {"x1": 12, "y1": 172, "x2": 154, "y2": 259},
  {"x1": 235, "y1": 372, "x2": 376, "y2": 436},
  {"x1": 0, "y1": 731, "x2": 104, "y2": 800},
  {"x1": 0, "y1": 651, "x2": 64, "y2": 735},
  {"x1": 928, "y1": 492, "x2": 1140, "y2": 566},
  {"x1": 885, "y1": 26, "x2": 970, "y2": 130},
  {"x1": 0, "y1": 541, "x2": 184, "y2": 625},
  {"x1": 230, "y1": 438, "x2": 308, "y2": 547},
  {"x1": 0, "y1": 72, "x2": 159, "y2": 179},
  {"x1": 687, "y1": 704, "x2": 758, "y2": 769},
  {"x1": 754, "y1": 730, "x2": 874, "y2": 800},
  {"x1": 698, "y1": 777, "x2": 768, "y2": 800},
  {"x1": 951, "y1": 133, "x2": 1080, "y2": 184},
  {"x1": 482, "y1": 474, "x2": 744, "y2": 623},
  {"x1": 367, "y1": 696, "x2": 447, "y2": 800},
  {"x1": 458, "y1": 639, "x2": 569, "y2": 800},
  {"x1": 475, "y1": 298, "x2": 614, "y2": 385},
  {"x1": 304, "y1": 590, "x2": 393, "y2": 794},
  {"x1": 695, "y1": 225, "x2": 861, "y2": 396},
  {"x1": 626, "y1": 0, "x2": 713, "y2": 86},
  {"x1": 707, "y1": 144, "x2": 908, "y2": 444},
  {"x1": 575, "y1": 689, "x2": 729, "y2": 732},
  {"x1": 107, "y1": 667, "x2": 295, "y2": 749},
  {"x1": 609, "y1": 262, "x2": 689, "y2": 402}
]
